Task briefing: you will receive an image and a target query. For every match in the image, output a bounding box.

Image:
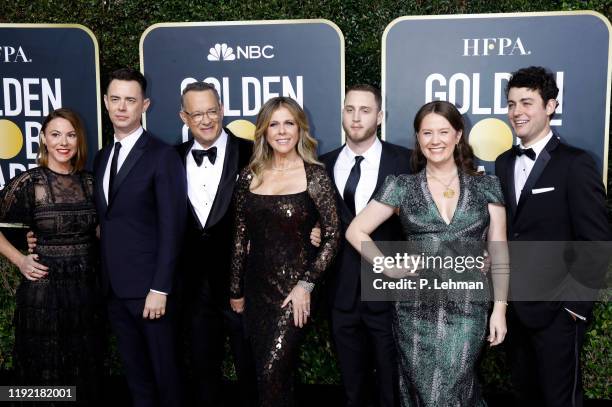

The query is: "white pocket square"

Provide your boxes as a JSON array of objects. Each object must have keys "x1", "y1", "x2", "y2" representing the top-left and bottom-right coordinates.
[{"x1": 532, "y1": 187, "x2": 555, "y2": 194}]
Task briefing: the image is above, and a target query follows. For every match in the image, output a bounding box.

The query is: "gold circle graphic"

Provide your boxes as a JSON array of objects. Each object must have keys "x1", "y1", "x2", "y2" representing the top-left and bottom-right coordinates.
[
  {"x1": 0, "y1": 119, "x2": 24, "y2": 159},
  {"x1": 227, "y1": 119, "x2": 256, "y2": 141},
  {"x1": 468, "y1": 118, "x2": 513, "y2": 162}
]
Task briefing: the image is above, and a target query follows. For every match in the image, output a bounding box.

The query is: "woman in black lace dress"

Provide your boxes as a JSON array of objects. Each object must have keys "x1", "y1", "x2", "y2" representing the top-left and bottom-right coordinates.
[
  {"x1": 0, "y1": 109, "x2": 104, "y2": 404},
  {"x1": 229, "y1": 97, "x2": 340, "y2": 407}
]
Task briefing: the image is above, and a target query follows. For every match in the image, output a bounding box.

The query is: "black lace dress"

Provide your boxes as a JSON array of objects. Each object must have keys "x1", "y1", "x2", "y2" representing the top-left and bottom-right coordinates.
[
  {"x1": 0, "y1": 167, "x2": 105, "y2": 405},
  {"x1": 230, "y1": 163, "x2": 340, "y2": 407}
]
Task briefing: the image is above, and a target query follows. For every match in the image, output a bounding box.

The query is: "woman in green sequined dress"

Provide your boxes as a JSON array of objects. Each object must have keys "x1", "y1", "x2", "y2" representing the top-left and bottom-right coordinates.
[{"x1": 346, "y1": 101, "x2": 509, "y2": 406}]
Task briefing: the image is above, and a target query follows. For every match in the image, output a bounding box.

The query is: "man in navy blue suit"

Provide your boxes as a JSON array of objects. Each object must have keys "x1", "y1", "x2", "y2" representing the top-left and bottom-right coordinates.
[{"x1": 94, "y1": 68, "x2": 187, "y2": 407}]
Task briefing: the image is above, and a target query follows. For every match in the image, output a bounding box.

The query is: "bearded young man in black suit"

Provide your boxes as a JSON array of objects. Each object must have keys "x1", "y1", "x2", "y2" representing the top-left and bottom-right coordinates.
[
  {"x1": 320, "y1": 85, "x2": 412, "y2": 407},
  {"x1": 176, "y1": 81, "x2": 257, "y2": 407},
  {"x1": 494, "y1": 66, "x2": 610, "y2": 407}
]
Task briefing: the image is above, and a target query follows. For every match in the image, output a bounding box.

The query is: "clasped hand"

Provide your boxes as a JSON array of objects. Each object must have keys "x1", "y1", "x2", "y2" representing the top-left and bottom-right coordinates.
[
  {"x1": 282, "y1": 284, "x2": 311, "y2": 328},
  {"x1": 230, "y1": 284, "x2": 311, "y2": 328}
]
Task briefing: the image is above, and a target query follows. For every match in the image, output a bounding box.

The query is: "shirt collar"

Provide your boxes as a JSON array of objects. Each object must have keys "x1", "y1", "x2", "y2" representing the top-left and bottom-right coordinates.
[
  {"x1": 114, "y1": 126, "x2": 143, "y2": 150},
  {"x1": 519, "y1": 130, "x2": 553, "y2": 159},
  {"x1": 342, "y1": 136, "x2": 382, "y2": 164},
  {"x1": 191, "y1": 129, "x2": 228, "y2": 151}
]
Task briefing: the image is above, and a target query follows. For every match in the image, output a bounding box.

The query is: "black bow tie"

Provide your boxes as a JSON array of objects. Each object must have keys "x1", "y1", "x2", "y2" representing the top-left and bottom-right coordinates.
[
  {"x1": 192, "y1": 147, "x2": 217, "y2": 166},
  {"x1": 512, "y1": 145, "x2": 536, "y2": 160}
]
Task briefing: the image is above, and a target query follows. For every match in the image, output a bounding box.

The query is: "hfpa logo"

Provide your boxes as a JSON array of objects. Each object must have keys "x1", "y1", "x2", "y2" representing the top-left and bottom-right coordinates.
[
  {"x1": 462, "y1": 37, "x2": 531, "y2": 56},
  {"x1": 207, "y1": 43, "x2": 274, "y2": 62}
]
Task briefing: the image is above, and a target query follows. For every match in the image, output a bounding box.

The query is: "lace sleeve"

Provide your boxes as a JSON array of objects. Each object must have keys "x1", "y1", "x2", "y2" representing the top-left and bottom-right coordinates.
[
  {"x1": 303, "y1": 164, "x2": 340, "y2": 284},
  {"x1": 229, "y1": 167, "x2": 252, "y2": 298},
  {"x1": 0, "y1": 171, "x2": 34, "y2": 225}
]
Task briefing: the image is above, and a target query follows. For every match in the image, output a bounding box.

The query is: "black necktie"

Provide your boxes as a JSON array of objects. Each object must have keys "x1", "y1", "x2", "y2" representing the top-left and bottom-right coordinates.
[
  {"x1": 512, "y1": 145, "x2": 536, "y2": 160},
  {"x1": 192, "y1": 147, "x2": 217, "y2": 166},
  {"x1": 109, "y1": 142, "x2": 122, "y2": 197},
  {"x1": 343, "y1": 155, "x2": 364, "y2": 216}
]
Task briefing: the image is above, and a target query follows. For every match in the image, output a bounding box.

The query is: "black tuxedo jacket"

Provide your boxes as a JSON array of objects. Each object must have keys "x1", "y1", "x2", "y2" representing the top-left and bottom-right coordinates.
[
  {"x1": 93, "y1": 131, "x2": 188, "y2": 299},
  {"x1": 321, "y1": 140, "x2": 412, "y2": 312},
  {"x1": 176, "y1": 128, "x2": 253, "y2": 304},
  {"x1": 495, "y1": 135, "x2": 610, "y2": 328}
]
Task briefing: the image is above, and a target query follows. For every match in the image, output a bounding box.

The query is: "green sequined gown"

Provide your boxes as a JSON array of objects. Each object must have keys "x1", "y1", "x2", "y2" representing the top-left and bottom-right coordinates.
[{"x1": 373, "y1": 169, "x2": 504, "y2": 407}]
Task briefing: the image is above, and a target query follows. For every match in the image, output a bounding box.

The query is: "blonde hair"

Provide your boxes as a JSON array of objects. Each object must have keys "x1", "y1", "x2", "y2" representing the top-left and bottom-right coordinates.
[
  {"x1": 248, "y1": 97, "x2": 321, "y2": 187},
  {"x1": 38, "y1": 108, "x2": 88, "y2": 172}
]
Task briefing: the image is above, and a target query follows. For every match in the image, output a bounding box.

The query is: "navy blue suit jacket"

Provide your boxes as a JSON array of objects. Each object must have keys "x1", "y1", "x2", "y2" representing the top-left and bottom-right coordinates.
[{"x1": 93, "y1": 131, "x2": 187, "y2": 299}]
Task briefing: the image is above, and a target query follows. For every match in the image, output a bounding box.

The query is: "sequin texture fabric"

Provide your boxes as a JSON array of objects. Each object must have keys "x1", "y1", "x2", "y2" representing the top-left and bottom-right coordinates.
[
  {"x1": 374, "y1": 169, "x2": 504, "y2": 407},
  {"x1": 230, "y1": 163, "x2": 340, "y2": 407}
]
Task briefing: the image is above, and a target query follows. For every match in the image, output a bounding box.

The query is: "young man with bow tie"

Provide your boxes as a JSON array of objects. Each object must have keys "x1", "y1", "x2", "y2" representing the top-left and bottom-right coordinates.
[{"x1": 494, "y1": 66, "x2": 610, "y2": 407}]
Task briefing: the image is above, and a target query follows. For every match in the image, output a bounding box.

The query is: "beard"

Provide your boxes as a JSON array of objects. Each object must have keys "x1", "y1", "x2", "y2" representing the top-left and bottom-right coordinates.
[{"x1": 344, "y1": 124, "x2": 378, "y2": 144}]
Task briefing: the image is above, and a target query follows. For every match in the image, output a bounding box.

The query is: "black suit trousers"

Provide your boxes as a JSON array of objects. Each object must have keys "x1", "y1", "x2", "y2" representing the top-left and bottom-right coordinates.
[
  {"x1": 331, "y1": 303, "x2": 397, "y2": 407},
  {"x1": 182, "y1": 280, "x2": 257, "y2": 407},
  {"x1": 506, "y1": 306, "x2": 588, "y2": 407}
]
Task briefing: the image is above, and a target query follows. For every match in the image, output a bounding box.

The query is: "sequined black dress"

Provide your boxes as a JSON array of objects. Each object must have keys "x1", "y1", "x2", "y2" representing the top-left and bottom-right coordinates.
[
  {"x1": 0, "y1": 167, "x2": 105, "y2": 405},
  {"x1": 230, "y1": 163, "x2": 340, "y2": 407},
  {"x1": 374, "y1": 170, "x2": 504, "y2": 407}
]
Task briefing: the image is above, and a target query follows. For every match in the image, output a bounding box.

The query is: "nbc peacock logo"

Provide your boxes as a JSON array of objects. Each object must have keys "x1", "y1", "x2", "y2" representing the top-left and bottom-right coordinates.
[{"x1": 207, "y1": 43, "x2": 235, "y2": 62}]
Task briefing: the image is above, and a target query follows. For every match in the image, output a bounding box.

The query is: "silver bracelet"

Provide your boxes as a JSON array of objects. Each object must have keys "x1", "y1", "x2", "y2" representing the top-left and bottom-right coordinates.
[{"x1": 297, "y1": 280, "x2": 315, "y2": 293}]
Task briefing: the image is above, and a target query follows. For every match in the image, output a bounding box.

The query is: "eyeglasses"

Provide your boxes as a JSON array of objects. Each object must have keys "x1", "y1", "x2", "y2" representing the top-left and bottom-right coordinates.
[{"x1": 183, "y1": 109, "x2": 220, "y2": 123}]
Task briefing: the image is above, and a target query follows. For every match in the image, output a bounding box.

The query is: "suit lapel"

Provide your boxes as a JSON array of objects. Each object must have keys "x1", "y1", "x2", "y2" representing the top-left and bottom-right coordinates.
[
  {"x1": 505, "y1": 152, "x2": 518, "y2": 216},
  {"x1": 371, "y1": 141, "x2": 393, "y2": 201},
  {"x1": 180, "y1": 140, "x2": 205, "y2": 230},
  {"x1": 204, "y1": 133, "x2": 240, "y2": 229},
  {"x1": 325, "y1": 146, "x2": 354, "y2": 225},
  {"x1": 180, "y1": 139, "x2": 194, "y2": 167},
  {"x1": 109, "y1": 131, "x2": 148, "y2": 207},
  {"x1": 515, "y1": 136, "x2": 559, "y2": 221},
  {"x1": 96, "y1": 145, "x2": 112, "y2": 212}
]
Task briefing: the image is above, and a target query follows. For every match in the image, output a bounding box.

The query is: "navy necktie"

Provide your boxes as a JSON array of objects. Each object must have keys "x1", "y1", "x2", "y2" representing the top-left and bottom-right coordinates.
[
  {"x1": 192, "y1": 147, "x2": 217, "y2": 166},
  {"x1": 343, "y1": 155, "x2": 364, "y2": 216},
  {"x1": 109, "y1": 142, "x2": 122, "y2": 197}
]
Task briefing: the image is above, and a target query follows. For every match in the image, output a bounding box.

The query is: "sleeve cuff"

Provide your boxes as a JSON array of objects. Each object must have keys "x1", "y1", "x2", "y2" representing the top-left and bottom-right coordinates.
[
  {"x1": 564, "y1": 308, "x2": 586, "y2": 321},
  {"x1": 150, "y1": 289, "x2": 168, "y2": 295}
]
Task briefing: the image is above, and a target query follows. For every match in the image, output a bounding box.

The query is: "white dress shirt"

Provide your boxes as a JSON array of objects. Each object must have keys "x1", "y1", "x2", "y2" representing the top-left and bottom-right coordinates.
[
  {"x1": 334, "y1": 137, "x2": 382, "y2": 214},
  {"x1": 103, "y1": 126, "x2": 144, "y2": 203},
  {"x1": 186, "y1": 130, "x2": 228, "y2": 227},
  {"x1": 513, "y1": 131, "x2": 553, "y2": 204}
]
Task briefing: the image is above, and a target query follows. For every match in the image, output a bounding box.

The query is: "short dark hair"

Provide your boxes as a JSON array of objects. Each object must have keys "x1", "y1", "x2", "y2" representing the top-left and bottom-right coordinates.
[
  {"x1": 505, "y1": 66, "x2": 559, "y2": 104},
  {"x1": 106, "y1": 68, "x2": 147, "y2": 96},
  {"x1": 346, "y1": 84, "x2": 382, "y2": 111},
  {"x1": 411, "y1": 100, "x2": 477, "y2": 174},
  {"x1": 181, "y1": 81, "x2": 221, "y2": 109}
]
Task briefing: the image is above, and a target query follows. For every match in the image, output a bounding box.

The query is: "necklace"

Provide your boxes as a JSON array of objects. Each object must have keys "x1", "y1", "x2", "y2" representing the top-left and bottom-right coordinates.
[
  {"x1": 271, "y1": 161, "x2": 301, "y2": 171},
  {"x1": 427, "y1": 171, "x2": 458, "y2": 199}
]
